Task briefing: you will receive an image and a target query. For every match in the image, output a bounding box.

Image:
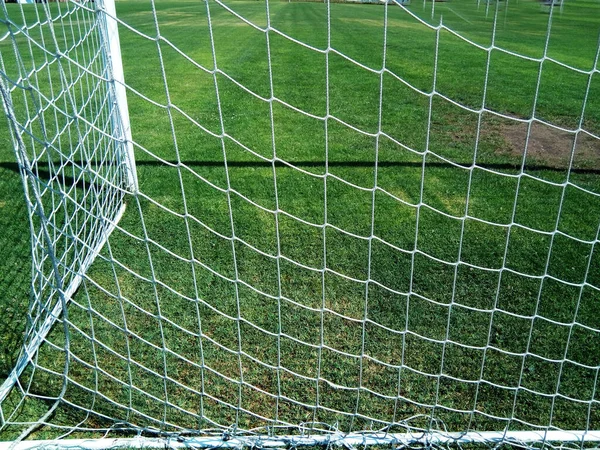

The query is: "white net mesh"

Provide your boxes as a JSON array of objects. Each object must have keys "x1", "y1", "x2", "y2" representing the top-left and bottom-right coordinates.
[{"x1": 1, "y1": 0, "x2": 600, "y2": 447}]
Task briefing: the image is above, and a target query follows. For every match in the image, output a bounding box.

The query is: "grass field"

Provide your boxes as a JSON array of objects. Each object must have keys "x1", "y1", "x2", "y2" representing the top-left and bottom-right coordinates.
[{"x1": 1, "y1": 0, "x2": 600, "y2": 443}]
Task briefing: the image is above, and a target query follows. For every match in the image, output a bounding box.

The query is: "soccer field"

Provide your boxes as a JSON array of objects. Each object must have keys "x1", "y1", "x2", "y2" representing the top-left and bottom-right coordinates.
[{"x1": 1, "y1": 0, "x2": 600, "y2": 443}]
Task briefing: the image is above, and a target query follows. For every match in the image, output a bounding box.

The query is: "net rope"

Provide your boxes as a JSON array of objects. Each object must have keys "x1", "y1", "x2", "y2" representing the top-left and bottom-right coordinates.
[{"x1": 1, "y1": 0, "x2": 600, "y2": 447}]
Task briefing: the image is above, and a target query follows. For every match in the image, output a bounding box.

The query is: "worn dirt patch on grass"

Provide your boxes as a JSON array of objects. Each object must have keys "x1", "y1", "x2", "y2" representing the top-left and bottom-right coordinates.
[
  {"x1": 488, "y1": 120, "x2": 600, "y2": 170},
  {"x1": 339, "y1": 16, "x2": 426, "y2": 29}
]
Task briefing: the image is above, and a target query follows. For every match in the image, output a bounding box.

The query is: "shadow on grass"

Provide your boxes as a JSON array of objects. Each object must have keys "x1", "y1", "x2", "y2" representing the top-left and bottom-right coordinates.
[
  {"x1": 2, "y1": 159, "x2": 600, "y2": 177},
  {"x1": 0, "y1": 165, "x2": 30, "y2": 380}
]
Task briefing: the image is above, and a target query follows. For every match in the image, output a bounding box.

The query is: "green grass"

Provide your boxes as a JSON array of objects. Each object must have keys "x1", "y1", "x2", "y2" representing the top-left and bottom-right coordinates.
[{"x1": 1, "y1": 0, "x2": 600, "y2": 443}]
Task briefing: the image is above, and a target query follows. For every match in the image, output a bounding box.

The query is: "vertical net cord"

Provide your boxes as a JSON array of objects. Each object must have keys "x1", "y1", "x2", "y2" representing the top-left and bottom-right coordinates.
[
  {"x1": 93, "y1": 222, "x2": 136, "y2": 427},
  {"x1": 47, "y1": 3, "x2": 101, "y2": 382},
  {"x1": 575, "y1": 36, "x2": 600, "y2": 446},
  {"x1": 542, "y1": 30, "x2": 600, "y2": 441},
  {"x1": 263, "y1": 0, "x2": 284, "y2": 428},
  {"x1": 0, "y1": 3, "x2": 71, "y2": 417},
  {"x1": 0, "y1": 4, "x2": 37, "y2": 370},
  {"x1": 351, "y1": 0, "x2": 388, "y2": 434},
  {"x1": 62, "y1": 0, "x2": 128, "y2": 412},
  {"x1": 68, "y1": 281, "x2": 100, "y2": 439},
  {"x1": 313, "y1": 0, "x2": 332, "y2": 434},
  {"x1": 437, "y1": 0, "x2": 500, "y2": 434},
  {"x1": 0, "y1": 72, "x2": 71, "y2": 445},
  {"x1": 504, "y1": 4, "x2": 556, "y2": 434},
  {"x1": 130, "y1": 0, "x2": 215, "y2": 418},
  {"x1": 34, "y1": 0, "x2": 99, "y2": 360},
  {"x1": 0, "y1": 46, "x2": 36, "y2": 416},
  {"x1": 146, "y1": 0, "x2": 198, "y2": 429},
  {"x1": 203, "y1": 0, "x2": 246, "y2": 430},
  {"x1": 0, "y1": 57, "x2": 14, "y2": 431},
  {"x1": 393, "y1": 7, "x2": 441, "y2": 434},
  {"x1": 126, "y1": 171, "x2": 166, "y2": 429},
  {"x1": 3, "y1": 2, "x2": 52, "y2": 381},
  {"x1": 465, "y1": 0, "x2": 505, "y2": 435},
  {"x1": 427, "y1": 13, "x2": 456, "y2": 431}
]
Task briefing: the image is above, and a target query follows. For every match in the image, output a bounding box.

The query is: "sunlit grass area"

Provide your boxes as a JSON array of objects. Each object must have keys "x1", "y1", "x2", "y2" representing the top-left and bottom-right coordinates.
[{"x1": 1, "y1": 0, "x2": 600, "y2": 443}]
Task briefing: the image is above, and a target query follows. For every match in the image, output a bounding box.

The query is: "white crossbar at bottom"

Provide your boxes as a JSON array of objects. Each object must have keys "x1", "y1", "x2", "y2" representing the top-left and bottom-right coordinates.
[{"x1": 1, "y1": 430, "x2": 600, "y2": 450}]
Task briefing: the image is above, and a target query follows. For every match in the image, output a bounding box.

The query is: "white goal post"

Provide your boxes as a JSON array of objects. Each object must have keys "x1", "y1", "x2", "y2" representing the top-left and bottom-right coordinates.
[{"x1": 1, "y1": 0, "x2": 600, "y2": 448}]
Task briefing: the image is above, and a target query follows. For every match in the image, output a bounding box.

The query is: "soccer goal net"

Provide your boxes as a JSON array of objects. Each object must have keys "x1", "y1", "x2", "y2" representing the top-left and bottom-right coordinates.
[{"x1": 1, "y1": 0, "x2": 600, "y2": 447}]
